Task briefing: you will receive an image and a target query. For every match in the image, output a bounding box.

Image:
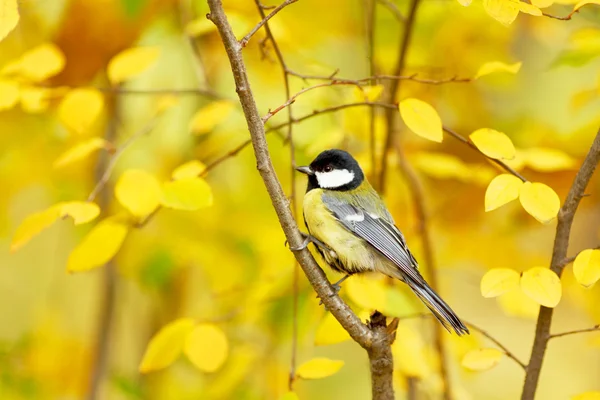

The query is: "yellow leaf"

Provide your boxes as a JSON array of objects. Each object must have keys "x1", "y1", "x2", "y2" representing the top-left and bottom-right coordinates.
[
  {"x1": 483, "y1": 0, "x2": 520, "y2": 25},
  {"x1": 67, "y1": 219, "x2": 128, "y2": 272},
  {"x1": 280, "y1": 392, "x2": 299, "y2": 400},
  {"x1": 457, "y1": 0, "x2": 473, "y2": 6},
  {"x1": 573, "y1": 0, "x2": 600, "y2": 10},
  {"x1": 353, "y1": 85, "x2": 384, "y2": 102},
  {"x1": 20, "y1": 86, "x2": 51, "y2": 113},
  {"x1": 573, "y1": 249, "x2": 600, "y2": 288},
  {"x1": 18, "y1": 43, "x2": 66, "y2": 82},
  {"x1": 519, "y1": 182, "x2": 560, "y2": 224},
  {"x1": 520, "y1": 267, "x2": 562, "y2": 307},
  {"x1": 573, "y1": 392, "x2": 600, "y2": 400},
  {"x1": 54, "y1": 138, "x2": 110, "y2": 168},
  {"x1": 521, "y1": 148, "x2": 577, "y2": 172},
  {"x1": 184, "y1": 324, "x2": 229, "y2": 373},
  {"x1": 461, "y1": 348, "x2": 503, "y2": 371},
  {"x1": 485, "y1": 174, "x2": 524, "y2": 211},
  {"x1": 185, "y1": 17, "x2": 216, "y2": 37},
  {"x1": 475, "y1": 61, "x2": 522, "y2": 79},
  {"x1": 391, "y1": 322, "x2": 430, "y2": 378},
  {"x1": 296, "y1": 358, "x2": 344, "y2": 380},
  {"x1": 517, "y1": 1, "x2": 543, "y2": 14},
  {"x1": 0, "y1": 0, "x2": 19, "y2": 42},
  {"x1": 470, "y1": 128, "x2": 516, "y2": 160},
  {"x1": 399, "y1": 98, "x2": 443, "y2": 143},
  {"x1": 161, "y1": 178, "x2": 213, "y2": 211},
  {"x1": 346, "y1": 277, "x2": 387, "y2": 311},
  {"x1": 10, "y1": 205, "x2": 62, "y2": 252},
  {"x1": 497, "y1": 289, "x2": 539, "y2": 319},
  {"x1": 189, "y1": 101, "x2": 235, "y2": 135},
  {"x1": 480, "y1": 268, "x2": 520, "y2": 297},
  {"x1": 115, "y1": 170, "x2": 162, "y2": 217},
  {"x1": 411, "y1": 152, "x2": 472, "y2": 181},
  {"x1": 314, "y1": 312, "x2": 350, "y2": 346},
  {"x1": 107, "y1": 47, "x2": 160, "y2": 85},
  {"x1": 58, "y1": 88, "x2": 104, "y2": 134},
  {"x1": 59, "y1": 202, "x2": 100, "y2": 224},
  {"x1": 139, "y1": 318, "x2": 196, "y2": 373},
  {"x1": 172, "y1": 160, "x2": 207, "y2": 180},
  {"x1": 0, "y1": 79, "x2": 19, "y2": 110}
]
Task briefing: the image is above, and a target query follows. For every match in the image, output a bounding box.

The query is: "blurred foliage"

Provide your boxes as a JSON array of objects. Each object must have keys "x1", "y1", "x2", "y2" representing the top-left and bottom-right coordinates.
[{"x1": 1, "y1": 0, "x2": 600, "y2": 399}]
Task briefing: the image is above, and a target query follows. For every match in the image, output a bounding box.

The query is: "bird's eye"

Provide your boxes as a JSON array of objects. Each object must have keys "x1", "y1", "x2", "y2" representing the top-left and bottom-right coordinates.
[{"x1": 324, "y1": 165, "x2": 333, "y2": 172}]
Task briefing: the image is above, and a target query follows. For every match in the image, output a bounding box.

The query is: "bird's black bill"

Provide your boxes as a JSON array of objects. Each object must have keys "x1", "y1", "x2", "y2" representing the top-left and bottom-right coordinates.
[{"x1": 295, "y1": 166, "x2": 314, "y2": 175}]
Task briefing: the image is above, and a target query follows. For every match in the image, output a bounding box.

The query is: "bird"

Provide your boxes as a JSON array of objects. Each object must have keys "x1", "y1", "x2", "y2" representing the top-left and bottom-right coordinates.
[{"x1": 294, "y1": 149, "x2": 469, "y2": 336}]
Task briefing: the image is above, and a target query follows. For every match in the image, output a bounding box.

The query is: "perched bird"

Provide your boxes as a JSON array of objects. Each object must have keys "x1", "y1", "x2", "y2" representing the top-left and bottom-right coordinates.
[{"x1": 295, "y1": 149, "x2": 469, "y2": 335}]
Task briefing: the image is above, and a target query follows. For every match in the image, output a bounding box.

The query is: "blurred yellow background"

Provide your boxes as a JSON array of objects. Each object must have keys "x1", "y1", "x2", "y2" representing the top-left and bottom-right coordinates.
[{"x1": 1, "y1": 0, "x2": 599, "y2": 399}]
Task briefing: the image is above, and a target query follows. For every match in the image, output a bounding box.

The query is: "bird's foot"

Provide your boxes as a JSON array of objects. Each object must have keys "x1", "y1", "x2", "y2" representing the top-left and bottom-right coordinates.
[{"x1": 317, "y1": 275, "x2": 350, "y2": 305}]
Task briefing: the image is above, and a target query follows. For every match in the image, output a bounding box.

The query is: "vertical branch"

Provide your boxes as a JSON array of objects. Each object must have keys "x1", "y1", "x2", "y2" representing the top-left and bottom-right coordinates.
[
  {"x1": 521, "y1": 129, "x2": 600, "y2": 400},
  {"x1": 250, "y1": 0, "x2": 299, "y2": 388},
  {"x1": 86, "y1": 97, "x2": 119, "y2": 400},
  {"x1": 366, "y1": 0, "x2": 377, "y2": 181},
  {"x1": 395, "y1": 142, "x2": 452, "y2": 400},
  {"x1": 378, "y1": 0, "x2": 421, "y2": 193},
  {"x1": 206, "y1": 3, "x2": 396, "y2": 399}
]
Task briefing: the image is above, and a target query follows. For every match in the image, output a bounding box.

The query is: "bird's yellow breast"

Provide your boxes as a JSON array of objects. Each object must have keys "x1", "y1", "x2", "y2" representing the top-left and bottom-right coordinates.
[{"x1": 303, "y1": 189, "x2": 376, "y2": 273}]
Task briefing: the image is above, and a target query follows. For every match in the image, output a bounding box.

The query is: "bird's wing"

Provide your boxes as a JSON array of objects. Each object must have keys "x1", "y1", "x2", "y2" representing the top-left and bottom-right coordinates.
[{"x1": 322, "y1": 193, "x2": 421, "y2": 282}]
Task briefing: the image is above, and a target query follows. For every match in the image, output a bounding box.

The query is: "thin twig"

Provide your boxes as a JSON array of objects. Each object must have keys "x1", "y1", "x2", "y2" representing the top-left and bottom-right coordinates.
[
  {"x1": 549, "y1": 325, "x2": 600, "y2": 339},
  {"x1": 377, "y1": 0, "x2": 407, "y2": 22},
  {"x1": 262, "y1": 81, "x2": 363, "y2": 123},
  {"x1": 465, "y1": 322, "x2": 527, "y2": 369},
  {"x1": 443, "y1": 126, "x2": 528, "y2": 182},
  {"x1": 521, "y1": 129, "x2": 600, "y2": 400},
  {"x1": 206, "y1": 4, "x2": 397, "y2": 399},
  {"x1": 239, "y1": 0, "x2": 298, "y2": 47},
  {"x1": 250, "y1": 0, "x2": 300, "y2": 389},
  {"x1": 87, "y1": 119, "x2": 158, "y2": 202},
  {"x1": 378, "y1": 0, "x2": 421, "y2": 193}
]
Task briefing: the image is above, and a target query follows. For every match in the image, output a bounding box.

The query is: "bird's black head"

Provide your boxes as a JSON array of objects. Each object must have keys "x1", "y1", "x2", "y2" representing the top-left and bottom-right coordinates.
[{"x1": 296, "y1": 149, "x2": 365, "y2": 192}]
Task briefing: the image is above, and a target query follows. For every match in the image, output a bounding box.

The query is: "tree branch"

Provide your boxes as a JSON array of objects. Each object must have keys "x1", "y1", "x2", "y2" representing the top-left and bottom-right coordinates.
[
  {"x1": 206, "y1": 2, "x2": 397, "y2": 398},
  {"x1": 377, "y1": 0, "x2": 406, "y2": 22},
  {"x1": 520, "y1": 129, "x2": 600, "y2": 400},
  {"x1": 549, "y1": 325, "x2": 600, "y2": 339},
  {"x1": 239, "y1": 0, "x2": 298, "y2": 47},
  {"x1": 464, "y1": 321, "x2": 527, "y2": 370}
]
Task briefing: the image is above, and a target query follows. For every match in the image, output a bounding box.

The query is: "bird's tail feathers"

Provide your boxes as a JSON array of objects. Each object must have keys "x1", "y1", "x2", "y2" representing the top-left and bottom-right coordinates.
[{"x1": 410, "y1": 282, "x2": 469, "y2": 336}]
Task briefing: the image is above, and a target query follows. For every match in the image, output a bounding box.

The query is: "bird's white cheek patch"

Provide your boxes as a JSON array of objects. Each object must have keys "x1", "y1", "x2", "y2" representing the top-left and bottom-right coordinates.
[{"x1": 315, "y1": 169, "x2": 355, "y2": 189}]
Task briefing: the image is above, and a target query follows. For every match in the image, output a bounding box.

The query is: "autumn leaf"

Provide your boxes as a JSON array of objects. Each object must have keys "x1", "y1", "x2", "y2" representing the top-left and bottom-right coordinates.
[
  {"x1": 518, "y1": 1, "x2": 542, "y2": 15},
  {"x1": 0, "y1": 79, "x2": 19, "y2": 110},
  {"x1": 296, "y1": 358, "x2": 344, "y2": 379},
  {"x1": 115, "y1": 170, "x2": 162, "y2": 217},
  {"x1": 17, "y1": 43, "x2": 66, "y2": 82},
  {"x1": 184, "y1": 324, "x2": 229, "y2": 373},
  {"x1": 172, "y1": 160, "x2": 207, "y2": 180},
  {"x1": 461, "y1": 348, "x2": 503, "y2": 371},
  {"x1": 107, "y1": 47, "x2": 161, "y2": 85},
  {"x1": 67, "y1": 218, "x2": 129, "y2": 272},
  {"x1": 483, "y1": 0, "x2": 520, "y2": 25},
  {"x1": 399, "y1": 98, "x2": 443, "y2": 143},
  {"x1": 161, "y1": 178, "x2": 213, "y2": 211},
  {"x1": 139, "y1": 318, "x2": 196, "y2": 373},
  {"x1": 11, "y1": 205, "x2": 62, "y2": 252},
  {"x1": 521, "y1": 148, "x2": 577, "y2": 172},
  {"x1": 54, "y1": 138, "x2": 110, "y2": 168},
  {"x1": 573, "y1": 0, "x2": 600, "y2": 11},
  {"x1": 58, "y1": 88, "x2": 104, "y2": 134},
  {"x1": 314, "y1": 312, "x2": 351, "y2": 346},
  {"x1": 470, "y1": 128, "x2": 516, "y2": 160},
  {"x1": 519, "y1": 182, "x2": 560, "y2": 224},
  {"x1": 480, "y1": 268, "x2": 520, "y2": 297},
  {"x1": 0, "y1": 0, "x2": 19, "y2": 42},
  {"x1": 189, "y1": 101, "x2": 235, "y2": 135},
  {"x1": 520, "y1": 267, "x2": 562, "y2": 307},
  {"x1": 19, "y1": 86, "x2": 52, "y2": 113},
  {"x1": 185, "y1": 17, "x2": 216, "y2": 37},
  {"x1": 485, "y1": 174, "x2": 523, "y2": 212},
  {"x1": 573, "y1": 249, "x2": 600, "y2": 288},
  {"x1": 475, "y1": 61, "x2": 522, "y2": 79},
  {"x1": 411, "y1": 152, "x2": 472, "y2": 181},
  {"x1": 59, "y1": 202, "x2": 100, "y2": 224}
]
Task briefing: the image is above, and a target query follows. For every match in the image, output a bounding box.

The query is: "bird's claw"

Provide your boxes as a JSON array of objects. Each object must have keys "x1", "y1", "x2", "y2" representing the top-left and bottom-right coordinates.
[{"x1": 289, "y1": 235, "x2": 310, "y2": 251}]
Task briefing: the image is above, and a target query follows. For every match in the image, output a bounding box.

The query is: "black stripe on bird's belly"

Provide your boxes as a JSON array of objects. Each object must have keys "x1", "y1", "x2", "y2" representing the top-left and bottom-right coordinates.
[{"x1": 313, "y1": 244, "x2": 347, "y2": 274}]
